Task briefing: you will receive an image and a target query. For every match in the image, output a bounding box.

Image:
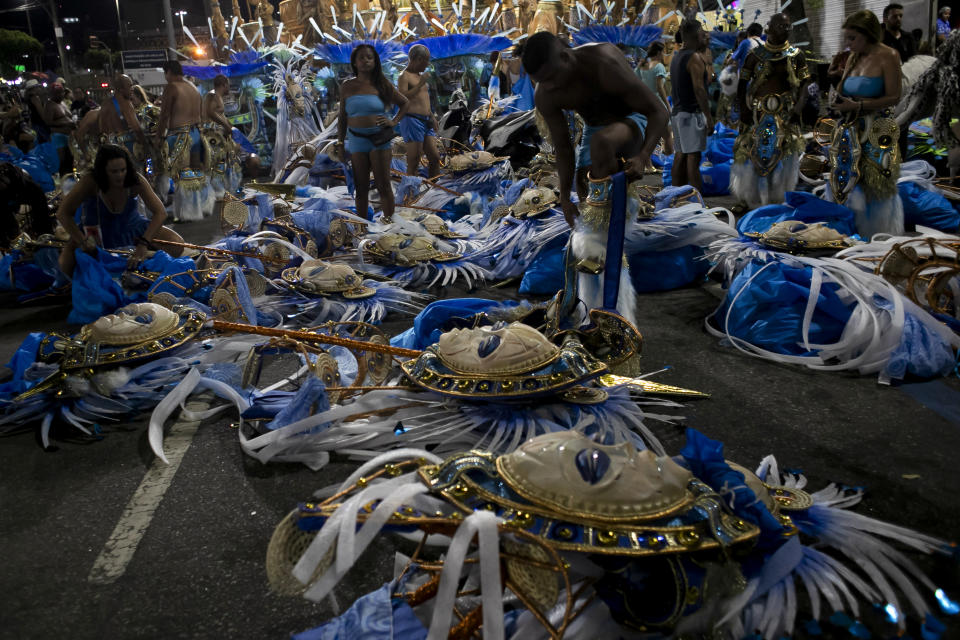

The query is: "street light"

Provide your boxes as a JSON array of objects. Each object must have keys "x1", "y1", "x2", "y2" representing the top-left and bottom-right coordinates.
[{"x1": 175, "y1": 10, "x2": 187, "y2": 28}]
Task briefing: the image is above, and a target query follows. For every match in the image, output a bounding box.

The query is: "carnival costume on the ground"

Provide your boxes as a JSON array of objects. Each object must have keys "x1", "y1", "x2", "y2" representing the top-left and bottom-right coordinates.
[
  {"x1": 267, "y1": 257, "x2": 425, "y2": 326},
  {"x1": 357, "y1": 229, "x2": 489, "y2": 289},
  {"x1": 625, "y1": 187, "x2": 737, "y2": 293},
  {"x1": 267, "y1": 428, "x2": 958, "y2": 639},
  {"x1": 175, "y1": 310, "x2": 686, "y2": 469},
  {"x1": 706, "y1": 219, "x2": 960, "y2": 383},
  {"x1": 731, "y1": 40, "x2": 809, "y2": 206},
  {"x1": 837, "y1": 227, "x2": 960, "y2": 328},
  {"x1": 435, "y1": 150, "x2": 513, "y2": 202},
  {"x1": 468, "y1": 184, "x2": 570, "y2": 288},
  {"x1": 0, "y1": 302, "x2": 224, "y2": 447}
]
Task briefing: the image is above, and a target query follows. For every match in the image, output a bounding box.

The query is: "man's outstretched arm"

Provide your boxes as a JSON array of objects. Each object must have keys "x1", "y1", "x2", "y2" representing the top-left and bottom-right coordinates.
[{"x1": 536, "y1": 91, "x2": 578, "y2": 226}]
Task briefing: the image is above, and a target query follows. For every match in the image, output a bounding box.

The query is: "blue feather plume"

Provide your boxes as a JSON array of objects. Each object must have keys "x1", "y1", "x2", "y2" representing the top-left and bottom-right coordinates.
[
  {"x1": 230, "y1": 50, "x2": 262, "y2": 65},
  {"x1": 313, "y1": 39, "x2": 407, "y2": 65},
  {"x1": 571, "y1": 25, "x2": 663, "y2": 49},
  {"x1": 709, "y1": 29, "x2": 739, "y2": 52},
  {"x1": 406, "y1": 34, "x2": 513, "y2": 61}
]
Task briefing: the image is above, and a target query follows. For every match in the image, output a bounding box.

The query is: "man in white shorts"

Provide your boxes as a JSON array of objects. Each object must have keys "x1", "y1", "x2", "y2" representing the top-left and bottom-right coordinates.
[{"x1": 669, "y1": 19, "x2": 714, "y2": 193}]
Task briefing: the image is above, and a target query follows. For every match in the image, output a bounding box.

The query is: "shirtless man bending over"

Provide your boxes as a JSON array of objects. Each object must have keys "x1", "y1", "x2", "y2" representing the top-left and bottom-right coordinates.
[
  {"x1": 521, "y1": 32, "x2": 668, "y2": 226},
  {"x1": 99, "y1": 74, "x2": 147, "y2": 161},
  {"x1": 398, "y1": 44, "x2": 441, "y2": 177}
]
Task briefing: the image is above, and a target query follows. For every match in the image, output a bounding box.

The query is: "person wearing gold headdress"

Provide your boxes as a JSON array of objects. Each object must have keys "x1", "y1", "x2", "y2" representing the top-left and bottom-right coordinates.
[
  {"x1": 731, "y1": 13, "x2": 810, "y2": 206},
  {"x1": 826, "y1": 10, "x2": 903, "y2": 237}
]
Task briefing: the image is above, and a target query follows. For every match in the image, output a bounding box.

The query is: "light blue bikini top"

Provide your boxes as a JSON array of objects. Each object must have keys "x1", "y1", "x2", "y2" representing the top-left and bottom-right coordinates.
[
  {"x1": 842, "y1": 76, "x2": 885, "y2": 98},
  {"x1": 345, "y1": 93, "x2": 386, "y2": 117}
]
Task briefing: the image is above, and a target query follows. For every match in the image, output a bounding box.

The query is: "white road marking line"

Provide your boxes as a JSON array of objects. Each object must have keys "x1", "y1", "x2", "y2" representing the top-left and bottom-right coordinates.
[{"x1": 87, "y1": 397, "x2": 208, "y2": 585}]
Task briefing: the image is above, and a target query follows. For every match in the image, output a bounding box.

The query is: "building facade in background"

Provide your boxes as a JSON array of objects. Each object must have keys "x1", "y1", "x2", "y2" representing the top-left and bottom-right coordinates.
[{"x1": 739, "y1": 0, "x2": 934, "y2": 59}]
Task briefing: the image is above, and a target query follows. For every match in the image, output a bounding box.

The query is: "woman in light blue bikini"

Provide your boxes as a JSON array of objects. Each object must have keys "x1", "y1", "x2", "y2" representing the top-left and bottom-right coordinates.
[
  {"x1": 827, "y1": 10, "x2": 904, "y2": 237},
  {"x1": 335, "y1": 44, "x2": 409, "y2": 222}
]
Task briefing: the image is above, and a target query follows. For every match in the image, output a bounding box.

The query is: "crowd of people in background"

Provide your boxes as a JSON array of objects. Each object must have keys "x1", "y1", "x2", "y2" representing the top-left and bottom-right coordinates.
[{"x1": 1, "y1": 1, "x2": 956, "y2": 258}]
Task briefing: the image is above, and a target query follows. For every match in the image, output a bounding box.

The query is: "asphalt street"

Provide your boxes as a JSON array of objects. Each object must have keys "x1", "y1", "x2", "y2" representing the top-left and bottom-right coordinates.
[{"x1": 1, "y1": 186, "x2": 959, "y2": 639}]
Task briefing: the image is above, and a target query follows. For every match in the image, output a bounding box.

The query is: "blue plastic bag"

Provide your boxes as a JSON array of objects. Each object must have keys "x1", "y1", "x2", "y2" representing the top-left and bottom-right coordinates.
[
  {"x1": 898, "y1": 181, "x2": 960, "y2": 232},
  {"x1": 0, "y1": 253, "x2": 14, "y2": 290},
  {"x1": 710, "y1": 259, "x2": 854, "y2": 356},
  {"x1": 519, "y1": 237, "x2": 565, "y2": 295},
  {"x1": 629, "y1": 245, "x2": 709, "y2": 293},
  {"x1": 391, "y1": 298, "x2": 520, "y2": 350},
  {"x1": 700, "y1": 161, "x2": 731, "y2": 196},
  {"x1": 705, "y1": 135, "x2": 735, "y2": 165}
]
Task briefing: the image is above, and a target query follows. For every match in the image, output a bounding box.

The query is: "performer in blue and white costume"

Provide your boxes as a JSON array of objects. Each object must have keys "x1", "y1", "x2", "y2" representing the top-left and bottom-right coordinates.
[
  {"x1": 731, "y1": 13, "x2": 810, "y2": 206},
  {"x1": 825, "y1": 11, "x2": 904, "y2": 238},
  {"x1": 522, "y1": 31, "x2": 668, "y2": 326},
  {"x1": 157, "y1": 60, "x2": 212, "y2": 222}
]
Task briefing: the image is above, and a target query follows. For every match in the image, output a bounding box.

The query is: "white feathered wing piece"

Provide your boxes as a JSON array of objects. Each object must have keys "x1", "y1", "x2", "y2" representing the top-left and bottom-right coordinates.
[
  {"x1": 719, "y1": 457, "x2": 958, "y2": 639},
  {"x1": 704, "y1": 239, "x2": 960, "y2": 383},
  {"x1": 238, "y1": 384, "x2": 675, "y2": 469}
]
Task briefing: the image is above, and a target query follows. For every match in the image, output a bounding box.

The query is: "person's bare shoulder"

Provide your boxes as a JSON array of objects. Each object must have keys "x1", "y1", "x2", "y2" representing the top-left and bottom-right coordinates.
[
  {"x1": 341, "y1": 77, "x2": 360, "y2": 94},
  {"x1": 880, "y1": 44, "x2": 901, "y2": 63}
]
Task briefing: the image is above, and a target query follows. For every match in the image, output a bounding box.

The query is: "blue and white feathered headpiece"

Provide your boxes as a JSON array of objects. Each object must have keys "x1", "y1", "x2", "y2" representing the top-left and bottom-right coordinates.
[
  {"x1": 239, "y1": 77, "x2": 267, "y2": 104},
  {"x1": 406, "y1": 34, "x2": 513, "y2": 61},
  {"x1": 709, "y1": 29, "x2": 739, "y2": 52},
  {"x1": 313, "y1": 39, "x2": 407, "y2": 66},
  {"x1": 571, "y1": 25, "x2": 663, "y2": 49},
  {"x1": 230, "y1": 49, "x2": 262, "y2": 65}
]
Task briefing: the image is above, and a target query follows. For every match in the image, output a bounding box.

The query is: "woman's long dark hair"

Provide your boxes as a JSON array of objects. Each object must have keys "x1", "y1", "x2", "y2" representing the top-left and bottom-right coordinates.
[
  {"x1": 91, "y1": 144, "x2": 139, "y2": 192},
  {"x1": 350, "y1": 44, "x2": 392, "y2": 105}
]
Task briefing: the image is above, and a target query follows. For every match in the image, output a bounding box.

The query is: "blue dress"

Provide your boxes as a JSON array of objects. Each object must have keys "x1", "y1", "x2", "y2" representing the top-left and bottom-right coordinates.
[{"x1": 80, "y1": 190, "x2": 150, "y2": 249}]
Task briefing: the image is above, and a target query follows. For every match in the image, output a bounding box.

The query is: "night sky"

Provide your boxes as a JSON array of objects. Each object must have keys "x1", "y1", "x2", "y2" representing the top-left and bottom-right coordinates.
[{"x1": 1, "y1": 0, "x2": 213, "y2": 72}]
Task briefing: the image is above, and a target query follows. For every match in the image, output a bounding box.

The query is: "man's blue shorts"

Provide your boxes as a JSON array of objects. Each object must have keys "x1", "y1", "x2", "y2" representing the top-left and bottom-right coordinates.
[
  {"x1": 575, "y1": 113, "x2": 648, "y2": 170},
  {"x1": 51, "y1": 132, "x2": 69, "y2": 150},
  {"x1": 399, "y1": 113, "x2": 435, "y2": 143}
]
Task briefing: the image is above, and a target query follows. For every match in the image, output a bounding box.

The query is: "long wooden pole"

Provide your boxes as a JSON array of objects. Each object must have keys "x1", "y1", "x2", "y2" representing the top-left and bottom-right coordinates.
[
  {"x1": 211, "y1": 320, "x2": 423, "y2": 358},
  {"x1": 150, "y1": 238, "x2": 288, "y2": 264}
]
